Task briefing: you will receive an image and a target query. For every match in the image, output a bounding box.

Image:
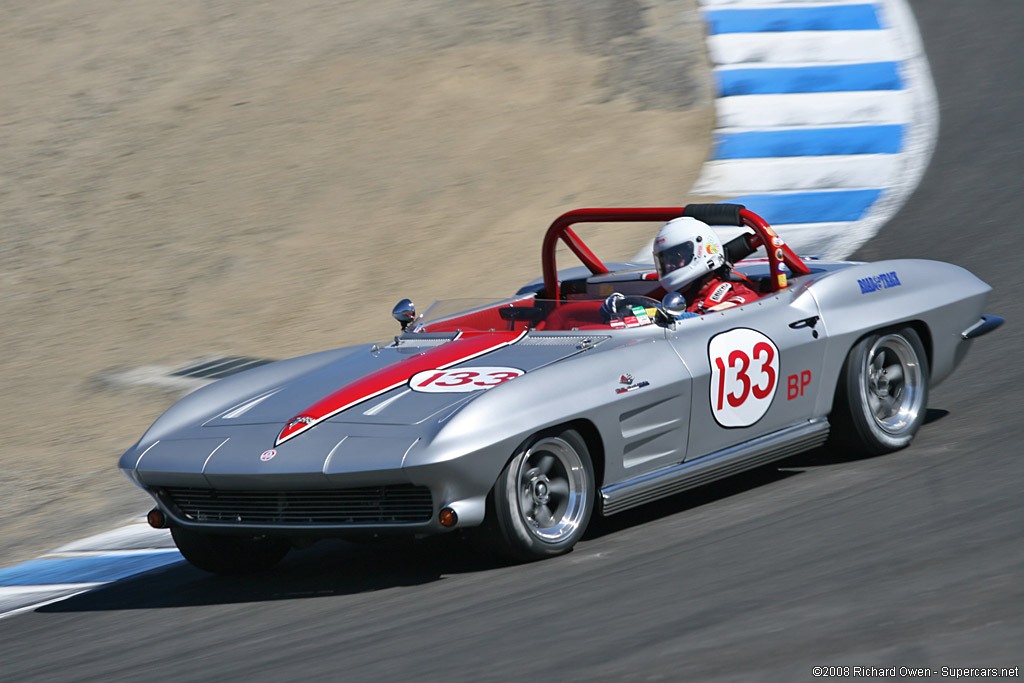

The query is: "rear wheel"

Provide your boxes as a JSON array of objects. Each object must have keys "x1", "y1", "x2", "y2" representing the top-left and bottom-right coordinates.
[
  {"x1": 488, "y1": 429, "x2": 594, "y2": 562},
  {"x1": 831, "y1": 327, "x2": 929, "y2": 455},
  {"x1": 171, "y1": 527, "x2": 290, "y2": 575}
]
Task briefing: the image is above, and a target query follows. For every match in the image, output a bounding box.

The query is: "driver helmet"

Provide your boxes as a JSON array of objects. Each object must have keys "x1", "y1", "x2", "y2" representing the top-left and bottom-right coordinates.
[{"x1": 653, "y1": 216, "x2": 726, "y2": 291}]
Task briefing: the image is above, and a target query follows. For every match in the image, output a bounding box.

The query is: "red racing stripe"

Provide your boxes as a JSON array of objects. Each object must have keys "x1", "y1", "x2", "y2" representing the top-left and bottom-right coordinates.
[{"x1": 276, "y1": 330, "x2": 527, "y2": 445}]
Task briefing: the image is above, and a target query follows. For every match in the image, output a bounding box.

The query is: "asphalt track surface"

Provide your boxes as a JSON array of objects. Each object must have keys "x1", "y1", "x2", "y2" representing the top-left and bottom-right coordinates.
[{"x1": 2, "y1": 2, "x2": 1022, "y2": 680}]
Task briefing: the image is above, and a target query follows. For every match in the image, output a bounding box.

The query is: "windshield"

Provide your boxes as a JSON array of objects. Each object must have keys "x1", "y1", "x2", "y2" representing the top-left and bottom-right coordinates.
[
  {"x1": 410, "y1": 296, "x2": 664, "y2": 334},
  {"x1": 416, "y1": 299, "x2": 520, "y2": 327}
]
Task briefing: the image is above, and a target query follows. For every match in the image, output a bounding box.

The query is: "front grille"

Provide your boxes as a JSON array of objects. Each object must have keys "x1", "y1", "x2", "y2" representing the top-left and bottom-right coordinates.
[{"x1": 162, "y1": 485, "x2": 433, "y2": 525}]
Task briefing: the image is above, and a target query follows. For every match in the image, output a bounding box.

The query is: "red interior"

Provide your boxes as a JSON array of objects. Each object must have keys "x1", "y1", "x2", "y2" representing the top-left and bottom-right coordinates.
[
  {"x1": 420, "y1": 299, "x2": 619, "y2": 333},
  {"x1": 418, "y1": 297, "x2": 537, "y2": 333},
  {"x1": 419, "y1": 297, "x2": 618, "y2": 332},
  {"x1": 537, "y1": 300, "x2": 610, "y2": 330}
]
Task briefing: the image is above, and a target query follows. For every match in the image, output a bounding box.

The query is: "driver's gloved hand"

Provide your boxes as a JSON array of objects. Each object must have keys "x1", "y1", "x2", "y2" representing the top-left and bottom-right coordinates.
[
  {"x1": 600, "y1": 292, "x2": 625, "y2": 321},
  {"x1": 675, "y1": 311, "x2": 700, "y2": 320}
]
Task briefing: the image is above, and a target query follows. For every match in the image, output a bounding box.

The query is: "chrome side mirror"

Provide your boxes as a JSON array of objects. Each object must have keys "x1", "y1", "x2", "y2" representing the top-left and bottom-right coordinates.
[
  {"x1": 392, "y1": 299, "x2": 416, "y2": 331},
  {"x1": 662, "y1": 291, "x2": 687, "y2": 318}
]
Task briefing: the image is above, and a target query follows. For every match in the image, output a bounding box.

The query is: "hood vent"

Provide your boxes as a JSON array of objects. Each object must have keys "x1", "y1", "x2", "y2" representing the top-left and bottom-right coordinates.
[{"x1": 518, "y1": 335, "x2": 610, "y2": 347}]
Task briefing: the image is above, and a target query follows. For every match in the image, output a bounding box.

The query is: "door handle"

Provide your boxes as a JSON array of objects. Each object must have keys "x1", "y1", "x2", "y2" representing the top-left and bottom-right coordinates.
[
  {"x1": 788, "y1": 316, "x2": 818, "y2": 329},
  {"x1": 789, "y1": 316, "x2": 820, "y2": 337}
]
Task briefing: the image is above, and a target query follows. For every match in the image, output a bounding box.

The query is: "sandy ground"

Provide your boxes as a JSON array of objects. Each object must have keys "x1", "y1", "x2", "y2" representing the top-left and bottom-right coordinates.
[{"x1": 0, "y1": 0, "x2": 714, "y2": 565}]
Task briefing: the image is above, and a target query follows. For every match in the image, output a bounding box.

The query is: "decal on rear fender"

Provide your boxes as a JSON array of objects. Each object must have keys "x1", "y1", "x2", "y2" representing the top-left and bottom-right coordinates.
[
  {"x1": 708, "y1": 328, "x2": 779, "y2": 428},
  {"x1": 858, "y1": 271, "x2": 901, "y2": 294}
]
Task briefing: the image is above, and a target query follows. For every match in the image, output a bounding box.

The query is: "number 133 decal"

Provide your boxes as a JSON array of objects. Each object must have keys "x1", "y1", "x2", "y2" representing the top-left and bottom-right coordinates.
[
  {"x1": 409, "y1": 366, "x2": 524, "y2": 393},
  {"x1": 709, "y1": 329, "x2": 779, "y2": 427}
]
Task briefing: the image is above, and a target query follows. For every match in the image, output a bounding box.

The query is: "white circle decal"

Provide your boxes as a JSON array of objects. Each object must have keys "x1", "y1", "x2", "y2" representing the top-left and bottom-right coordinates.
[
  {"x1": 409, "y1": 366, "x2": 524, "y2": 393},
  {"x1": 708, "y1": 328, "x2": 779, "y2": 427},
  {"x1": 260, "y1": 449, "x2": 277, "y2": 461}
]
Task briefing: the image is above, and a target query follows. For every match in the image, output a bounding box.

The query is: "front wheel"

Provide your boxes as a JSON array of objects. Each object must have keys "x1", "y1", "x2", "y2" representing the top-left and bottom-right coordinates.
[
  {"x1": 487, "y1": 429, "x2": 594, "y2": 562},
  {"x1": 831, "y1": 327, "x2": 929, "y2": 456},
  {"x1": 171, "y1": 526, "x2": 291, "y2": 575}
]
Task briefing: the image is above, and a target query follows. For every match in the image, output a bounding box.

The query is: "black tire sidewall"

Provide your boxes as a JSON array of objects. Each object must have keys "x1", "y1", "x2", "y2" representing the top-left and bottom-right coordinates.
[
  {"x1": 491, "y1": 428, "x2": 594, "y2": 562},
  {"x1": 841, "y1": 327, "x2": 929, "y2": 455}
]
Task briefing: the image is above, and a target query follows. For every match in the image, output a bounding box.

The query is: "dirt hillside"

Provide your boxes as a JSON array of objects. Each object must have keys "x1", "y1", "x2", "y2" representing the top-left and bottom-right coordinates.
[{"x1": 0, "y1": 0, "x2": 714, "y2": 564}]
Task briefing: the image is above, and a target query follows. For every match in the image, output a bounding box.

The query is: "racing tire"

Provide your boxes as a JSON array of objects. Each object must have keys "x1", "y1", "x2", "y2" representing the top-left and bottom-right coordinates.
[
  {"x1": 487, "y1": 428, "x2": 595, "y2": 562},
  {"x1": 171, "y1": 527, "x2": 291, "y2": 575},
  {"x1": 830, "y1": 327, "x2": 929, "y2": 456}
]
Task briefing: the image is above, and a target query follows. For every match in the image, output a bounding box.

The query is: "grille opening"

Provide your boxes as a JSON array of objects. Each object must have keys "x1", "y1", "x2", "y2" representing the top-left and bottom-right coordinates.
[{"x1": 162, "y1": 485, "x2": 433, "y2": 525}]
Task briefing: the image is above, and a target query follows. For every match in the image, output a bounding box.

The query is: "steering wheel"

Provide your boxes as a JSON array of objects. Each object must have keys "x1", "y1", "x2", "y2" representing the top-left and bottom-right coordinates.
[{"x1": 600, "y1": 293, "x2": 670, "y2": 325}]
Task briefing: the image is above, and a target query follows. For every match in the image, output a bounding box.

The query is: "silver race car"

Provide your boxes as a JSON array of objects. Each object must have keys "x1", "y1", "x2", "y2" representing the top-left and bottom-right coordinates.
[{"x1": 120, "y1": 204, "x2": 1003, "y2": 573}]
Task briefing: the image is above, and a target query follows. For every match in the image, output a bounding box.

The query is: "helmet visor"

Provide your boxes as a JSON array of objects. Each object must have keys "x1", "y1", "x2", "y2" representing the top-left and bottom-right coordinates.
[{"x1": 655, "y1": 241, "x2": 695, "y2": 276}]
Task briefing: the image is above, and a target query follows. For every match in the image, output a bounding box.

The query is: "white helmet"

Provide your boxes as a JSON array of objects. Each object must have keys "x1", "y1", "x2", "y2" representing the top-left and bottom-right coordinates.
[{"x1": 653, "y1": 216, "x2": 726, "y2": 291}]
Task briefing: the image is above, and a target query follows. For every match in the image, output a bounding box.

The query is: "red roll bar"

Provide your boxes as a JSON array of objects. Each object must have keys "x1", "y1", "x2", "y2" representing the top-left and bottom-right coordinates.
[{"x1": 541, "y1": 206, "x2": 810, "y2": 307}]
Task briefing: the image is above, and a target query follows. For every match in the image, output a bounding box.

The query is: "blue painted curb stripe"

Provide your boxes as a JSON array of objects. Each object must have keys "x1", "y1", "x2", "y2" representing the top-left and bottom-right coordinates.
[
  {"x1": 713, "y1": 125, "x2": 904, "y2": 159},
  {"x1": 728, "y1": 190, "x2": 884, "y2": 224},
  {"x1": 717, "y1": 62, "x2": 902, "y2": 96},
  {"x1": 705, "y1": 5, "x2": 880, "y2": 34},
  {"x1": 0, "y1": 552, "x2": 183, "y2": 586}
]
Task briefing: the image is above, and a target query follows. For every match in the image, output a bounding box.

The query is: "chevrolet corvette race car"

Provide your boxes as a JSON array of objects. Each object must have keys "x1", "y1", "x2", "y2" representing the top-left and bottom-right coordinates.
[{"x1": 120, "y1": 204, "x2": 1003, "y2": 573}]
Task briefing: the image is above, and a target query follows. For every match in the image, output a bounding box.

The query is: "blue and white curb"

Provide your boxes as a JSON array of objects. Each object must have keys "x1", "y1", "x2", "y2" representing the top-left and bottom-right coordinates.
[
  {"x1": 0, "y1": 521, "x2": 179, "y2": 620},
  {"x1": 690, "y1": 0, "x2": 938, "y2": 257}
]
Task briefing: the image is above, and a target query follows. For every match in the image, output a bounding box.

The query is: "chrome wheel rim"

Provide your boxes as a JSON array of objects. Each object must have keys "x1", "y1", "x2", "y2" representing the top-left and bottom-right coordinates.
[
  {"x1": 863, "y1": 334, "x2": 924, "y2": 435},
  {"x1": 515, "y1": 437, "x2": 588, "y2": 544}
]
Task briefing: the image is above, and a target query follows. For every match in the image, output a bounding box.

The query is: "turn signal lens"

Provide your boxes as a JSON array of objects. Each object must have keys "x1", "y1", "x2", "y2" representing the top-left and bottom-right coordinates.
[
  {"x1": 147, "y1": 508, "x2": 167, "y2": 529},
  {"x1": 438, "y1": 507, "x2": 458, "y2": 528}
]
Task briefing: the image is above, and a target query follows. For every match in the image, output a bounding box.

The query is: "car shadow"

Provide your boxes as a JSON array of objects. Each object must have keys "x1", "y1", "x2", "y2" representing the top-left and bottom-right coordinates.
[
  {"x1": 38, "y1": 535, "x2": 501, "y2": 614},
  {"x1": 584, "y1": 464, "x2": 801, "y2": 540},
  {"x1": 923, "y1": 408, "x2": 950, "y2": 425},
  {"x1": 43, "y1": 415, "x2": 953, "y2": 616},
  {"x1": 41, "y1": 465, "x2": 807, "y2": 614},
  {"x1": 780, "y1": 408, "x2": 950, "y2": 467}
]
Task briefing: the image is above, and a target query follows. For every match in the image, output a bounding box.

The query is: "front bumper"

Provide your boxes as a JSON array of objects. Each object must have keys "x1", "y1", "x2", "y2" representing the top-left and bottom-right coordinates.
[
  {"x1": 128, "y1": 423, "x2": 505, "y2": 537},
  {"x1": 961, "y1": 314, "x2": 1004, "y2": 339}
]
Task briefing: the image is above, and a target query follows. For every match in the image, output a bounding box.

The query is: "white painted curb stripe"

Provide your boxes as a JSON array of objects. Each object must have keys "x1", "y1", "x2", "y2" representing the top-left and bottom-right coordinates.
[
  {"x1": 702, "y1": 1, "x2": 881, "y2": 7},
  {"x1": 709, "y1": 30, "x2": 901, "y2": 64},
  {"x1": 694, "y1": 154, "x2": 899, "y2": 193},
  {"x1": 0, "y1": 585, "x2": 102, "y2": 619},
  {"x1": 0, "y1": 520, "x2": 178, "y2": 620},
  {"x1": 44, "y1": 548, "x2": 180, "y2": 559},
  {"x1": 49, "y1": 521, "x2": 176, "y2": 554},
  {"x1": 716, "y1": 91, "x2": 912, "y2": 128}
]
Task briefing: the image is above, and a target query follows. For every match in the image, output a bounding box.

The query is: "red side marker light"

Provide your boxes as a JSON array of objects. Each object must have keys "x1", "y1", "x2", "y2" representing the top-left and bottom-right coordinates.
[{"x1": 439, "y1": 507, "x2": 458, "y2": 528}]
